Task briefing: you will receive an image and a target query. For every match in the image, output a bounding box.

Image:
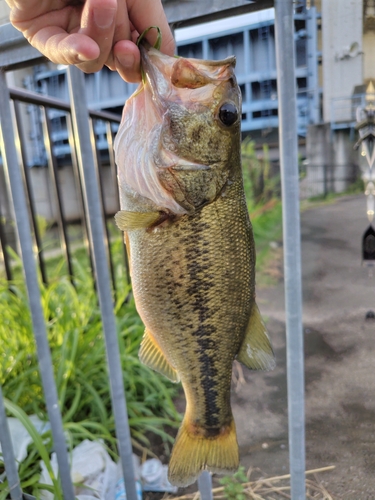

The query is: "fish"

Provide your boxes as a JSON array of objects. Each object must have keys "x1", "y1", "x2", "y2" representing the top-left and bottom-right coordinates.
[{"x1": 114, "y1": 41, "x2": 275, "y2": 487}]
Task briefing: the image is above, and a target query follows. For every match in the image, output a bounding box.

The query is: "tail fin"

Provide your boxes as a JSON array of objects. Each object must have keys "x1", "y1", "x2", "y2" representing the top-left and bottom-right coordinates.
[{"x1": 168, "y1": 418, "x2": 239, "y2": 487}]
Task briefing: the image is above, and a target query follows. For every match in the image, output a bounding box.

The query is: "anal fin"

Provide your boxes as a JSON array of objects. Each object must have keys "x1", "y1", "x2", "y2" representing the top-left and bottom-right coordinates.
[
  {"x1": 237, "y1": 302, "x2": 275, "y2": 371},
  {"x1": 139, "y1": 329, "x2": 180, "y2": 383}
]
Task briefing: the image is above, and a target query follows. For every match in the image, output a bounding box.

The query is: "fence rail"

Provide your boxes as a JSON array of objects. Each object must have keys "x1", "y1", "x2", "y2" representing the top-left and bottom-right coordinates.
[{"x1": 0, "y1": 85, "x2": 129, "y2": 290}]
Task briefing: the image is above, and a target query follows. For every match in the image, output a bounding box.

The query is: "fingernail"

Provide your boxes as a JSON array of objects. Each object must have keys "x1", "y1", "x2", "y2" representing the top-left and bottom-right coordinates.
[
  {"x1": 116, "y1": 53, "x2": 135, "y2": 68},
  {"x1": 94, "y1": 7, "x2": 116, "y2": 29}
]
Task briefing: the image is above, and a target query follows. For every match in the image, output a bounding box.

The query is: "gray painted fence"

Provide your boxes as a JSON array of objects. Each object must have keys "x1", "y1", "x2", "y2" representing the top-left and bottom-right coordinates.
[{"x1": 0, "y1": 1, "x2": 306, "y2": 498}]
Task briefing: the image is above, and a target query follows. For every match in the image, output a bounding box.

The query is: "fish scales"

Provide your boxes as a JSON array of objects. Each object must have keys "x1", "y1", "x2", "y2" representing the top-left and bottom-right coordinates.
[
  {"x1": 130, "y1": 170, "x2": 254, "y2": 431},
  {"x1": 114, "y1": 41, "x2": 275, "y2": 487}
]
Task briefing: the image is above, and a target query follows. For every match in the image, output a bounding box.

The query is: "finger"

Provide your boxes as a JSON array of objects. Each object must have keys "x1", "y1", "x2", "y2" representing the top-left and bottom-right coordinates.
[
  {"x1": 127, "y1": 0, "x2": 175, "y2": 56},
  {"x1": 113, "y1": 39, "x2": 141, "y2": 83},
  {"x1": 113, "y1": 0, "x2": 133, "y2": 43},
  {"x1": 105, "y1": 0, "x2": 133, "y2": 70},
  {"x1": 8, "y1": 0, "x2": 61, "y2": 24},
  {"x1": 16, "y1": 4, "x2": 107, "y2": 70},
  {"x1": 77, "y1": 0, "x2": 118, "y2": 70},
  {"x1": 25, "y1": 26, "x2": 101, "y2": 65}
]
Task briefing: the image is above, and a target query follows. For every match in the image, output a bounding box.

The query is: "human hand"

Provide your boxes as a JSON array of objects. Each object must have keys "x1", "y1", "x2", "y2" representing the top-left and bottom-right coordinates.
[{"x1": 6, "y1": 0, "x2": 175, "y2": 82}]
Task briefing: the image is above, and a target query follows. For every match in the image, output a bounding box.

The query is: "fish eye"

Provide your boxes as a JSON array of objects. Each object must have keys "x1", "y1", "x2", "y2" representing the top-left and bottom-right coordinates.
[{"x1": 218, "y1": 102, "x2": 238, "y2": 126}]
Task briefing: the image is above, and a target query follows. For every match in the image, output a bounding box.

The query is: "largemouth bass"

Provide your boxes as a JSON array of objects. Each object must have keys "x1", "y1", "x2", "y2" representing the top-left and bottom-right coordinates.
[{"x1": 114, "y1": 42, "x2": 275, "y2": 487}]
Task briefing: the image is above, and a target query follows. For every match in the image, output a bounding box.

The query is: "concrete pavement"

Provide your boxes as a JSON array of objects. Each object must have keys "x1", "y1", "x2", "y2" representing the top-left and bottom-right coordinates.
[{"x1": 230, "y1": 194, "x2": 375, "y2": 499}]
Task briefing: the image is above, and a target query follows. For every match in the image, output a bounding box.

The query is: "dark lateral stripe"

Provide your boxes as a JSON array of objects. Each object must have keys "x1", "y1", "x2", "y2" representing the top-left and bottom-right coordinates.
[
  {"x1": 185, "y1": 217, "x2": 222, "y2": 429},
  {"x1": 198, "y1": 350, "x2": 220, "y2": 428},
  {"x1": 191, "y1": 324, "x2": 221, "y2": 428}
]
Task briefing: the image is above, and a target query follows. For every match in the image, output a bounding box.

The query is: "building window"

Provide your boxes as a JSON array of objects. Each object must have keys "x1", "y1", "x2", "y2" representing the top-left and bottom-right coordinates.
[
  {"x1": 209, "y1": 33, "x2": 245, "y2": 73},
  {"x1": 177, "y1": 42, "x2": 203, "y2": 59},
  {"x1": 251, "y1": 80, "x2": 277, "y2": 101}
]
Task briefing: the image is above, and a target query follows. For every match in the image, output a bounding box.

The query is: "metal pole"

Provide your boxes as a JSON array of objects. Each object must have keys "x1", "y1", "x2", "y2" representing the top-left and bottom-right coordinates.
[
  {"x1": 274, "y1": 1, "x2": 306, "y2": 499},
  {"x1": 66, "y1": 114, "x2": 95, "y2": 278},
  {"x1": 67, "y1": 65, "x2": 138, "y2": 500},
  {"x1": 0, "y1": 387, "x2": 23, "y2": 500},
  {"x1": 13, "y1": 101, "x2": 48, "y2": 285},
  {"x1": 0, "y1": 69, "x2": 75, "y2": 499},
  {"x1": 0, "y1": 201, "x2": 12, "y2": 281},
  {"x1": 88, "y1": 117, "x2": 117, "y2": 294},
  {"x1": 197, "y1": 471, "x2": 213, "y2": 500},
  {"x1": 41, "y1": 107, "x2": 75, "y2": 281}
]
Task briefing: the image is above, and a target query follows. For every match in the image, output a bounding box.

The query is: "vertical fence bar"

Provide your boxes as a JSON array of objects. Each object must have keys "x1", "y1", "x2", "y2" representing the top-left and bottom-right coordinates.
[
  {"x1": 198, "y1": 471, "x2": 213, "y2": 500},
  {"x1": 0, "y1": 69, "x2": 76, "y2": 500},
  {"x1": 13, "y1": 101, "x2": 48, "y2": 285},
  {"x1": 66, "y1": 114, "x2": 95, "y2": 277},
  {"x1": 0, "y1": 203, "x2": 12, "y2": 281},
  {"x1": 67, "y1": 66, "x2": 138, "y2": 500},
  {"x1": 323, "y1": 164, "x2": 328, "y2": 197},
  {"x1": 88, "y1": 117, "x2": 117, "y2": 294},
  {"x1": 0, "y1": 387, "x2": 22, "y2": 500},
  {"x1": 274, "y1": 1, "x2": 306, "y2": 499},
  {"x1": 41, "y1": 107, "x2": 74, "y2": 281}
]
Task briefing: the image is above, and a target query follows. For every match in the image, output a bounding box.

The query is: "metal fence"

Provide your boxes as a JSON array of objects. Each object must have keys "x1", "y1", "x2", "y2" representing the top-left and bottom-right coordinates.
[
  {"x1": 0, "y1": 86, "x2": 129, "y2": 289},
  {"x1": 0, "y1": 59, "x2": 140, "y2": 500},
  {"x1": 0, "y1": 1, "x2": 306, "y2": 499}
]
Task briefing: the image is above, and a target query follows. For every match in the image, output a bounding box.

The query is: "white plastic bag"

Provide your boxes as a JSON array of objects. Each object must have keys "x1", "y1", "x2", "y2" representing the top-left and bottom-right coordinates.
[
  {"x1": 114, "y1": 456, "x2": 142, "y2": 500},
  {"x1": 0, "y1": 416, "x2": 50, "y2": 466},
  {"x1": 141, "y1": 459, "x2": 177, "y2": 493},
  {"x1": 40, "y1": 439, "x2": 117, "y2": 500}
]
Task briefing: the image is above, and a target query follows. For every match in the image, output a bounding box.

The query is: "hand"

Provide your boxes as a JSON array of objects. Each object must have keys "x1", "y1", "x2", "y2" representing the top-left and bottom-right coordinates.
[{"x1": 6, "y1": 0, "x2": 175, "y2": 82}]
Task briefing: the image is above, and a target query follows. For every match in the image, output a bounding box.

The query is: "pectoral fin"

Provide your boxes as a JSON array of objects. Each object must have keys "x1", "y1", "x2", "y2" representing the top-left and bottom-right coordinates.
[
  {"x1": 139, "y1": 329, "x2": 180, "y2": 383},
  {"x1": 115, "y1": 210, "x2": 161, "y2": 230},
  {"x1": 237, "y1": 302, "x2": 275, "y2": 371}
]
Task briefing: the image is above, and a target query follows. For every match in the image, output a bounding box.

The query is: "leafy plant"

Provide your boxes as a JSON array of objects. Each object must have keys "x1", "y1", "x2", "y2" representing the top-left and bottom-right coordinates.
[
  {"x1": 241, "y1": 139, "x2": 283, "y2": 285},
  {"x1": 0, "y1": 256, "x2": 180, "y2": 497},
  {"x1": 219, "y1": 466, "x2": 248, "y2": 500},
  {"x1": 35, "y1": 214, "x2": 51, "y2": 240},
  {"x1": 2, "y1": 400, "x2": 61, "y2": 500},
  {"x1": 241, "y1": 139, "x2": 280, "y2": 209}
]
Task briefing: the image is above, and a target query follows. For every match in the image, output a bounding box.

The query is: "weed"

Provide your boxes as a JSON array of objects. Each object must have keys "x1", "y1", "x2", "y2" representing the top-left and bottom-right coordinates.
[
  {"x1": 242, "y1": 139, "x2": 280, "y2": 208},
  {"x1": 0, "y1": 259, "x2": 180, "y2": 497},
  {"x1": 219, "y1": 466, "x2": 248, "y2": 500}
]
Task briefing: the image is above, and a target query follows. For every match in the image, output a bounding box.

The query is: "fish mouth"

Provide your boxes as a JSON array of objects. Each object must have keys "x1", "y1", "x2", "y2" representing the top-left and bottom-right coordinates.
[{"x1": 139, "y1": 42, "x2": 236, "y2": 96}]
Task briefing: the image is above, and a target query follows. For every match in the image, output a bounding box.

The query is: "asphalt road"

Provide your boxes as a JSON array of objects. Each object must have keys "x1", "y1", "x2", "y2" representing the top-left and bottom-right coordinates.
[{"x1": 230, "y1": 194, "x2": 375, "y2": 499}]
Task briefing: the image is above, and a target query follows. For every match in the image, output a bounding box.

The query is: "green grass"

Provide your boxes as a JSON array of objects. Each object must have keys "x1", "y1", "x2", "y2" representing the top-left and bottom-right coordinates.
[
  {"x1": 219, "y1": 466, "x2": 248, "y2": 500},
  {"x1": 301, "y1": 177, "x2": 364, "y2": 211},
  {"x1": 2, "y1": 218, "x2": 125, "y2": 284},
  {"x1": 251, "y1": 201, "x2": 282, "y2": 277},
  {"x1": 0, "y1": 256, "x2": 180, "y2": 497},
  {"x1": 241, "y1": 140, "x2": 283, "y2": 285}
]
